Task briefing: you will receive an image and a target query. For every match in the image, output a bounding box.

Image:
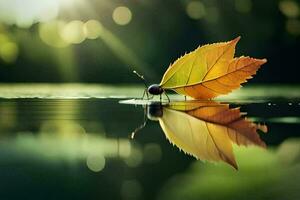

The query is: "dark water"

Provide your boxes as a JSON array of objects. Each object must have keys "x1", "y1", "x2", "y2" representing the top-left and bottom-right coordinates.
[{"x1": 0, "y1": 84, "x2": 299, "y2": 200}]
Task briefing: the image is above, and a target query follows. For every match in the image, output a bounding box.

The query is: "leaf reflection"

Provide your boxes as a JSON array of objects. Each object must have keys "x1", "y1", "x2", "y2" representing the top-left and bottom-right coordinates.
[{"x1": 142, "y1": 100, "x2": 267, "y2": 169}]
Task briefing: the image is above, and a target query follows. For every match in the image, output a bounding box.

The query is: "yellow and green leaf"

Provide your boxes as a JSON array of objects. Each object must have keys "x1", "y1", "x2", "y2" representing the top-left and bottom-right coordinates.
[
  {"x1": 159, "y1": 37, "x2": 267, "y2": 99},
  {"x1": 159, "y1": 101, "x2": 267, "y2": 169}
]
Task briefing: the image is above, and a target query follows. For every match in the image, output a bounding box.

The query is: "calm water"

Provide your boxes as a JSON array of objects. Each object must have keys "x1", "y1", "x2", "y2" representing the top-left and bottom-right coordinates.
[{"x1": 0, "y1": 84, "x2": 299, "y2": 200}]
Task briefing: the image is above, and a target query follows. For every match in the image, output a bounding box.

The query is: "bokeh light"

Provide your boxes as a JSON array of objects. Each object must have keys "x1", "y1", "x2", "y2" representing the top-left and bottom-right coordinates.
[
  {"x1": 39, "y1": 20, "x2": 69, "y2": 48},
  {"x1": 124, "y1": 148, "x2": 143, "y2": 167},
  {"x1": 0, "y1": 33, "x2": 18, "y2": 63},
  {"x1": 40, "y1": 120, "x2": 86, "y2": 136},
  {"x1": 0, "y1": 0, "x2": 299, "y2": 199},
  {"x1": 286, "y1": 19, "x2": 300, "y2": 35},
  {"x1": 118, "y1": 139, "x2": 132, "y2": 158},
  {"x1": 186, "y1": 1, "x2": 206, "y2": 20},
  {"x1": 234, "y1": 0, "x2": 252, "y2": 14},
  {"x1": 121, "y1": 180, "x2": 142, "y2": 200},
  {"x1": 143, "y1": 143, "x2": 162, "y2": 163},
  {"x1": 277, "y1": 138, "x2": 300, "y2": 165},
  {"x1": 83, "y1": 20, "x2": 103, "y2": 39},
  {"x1": 205, "y1": 6, "x2": 219, "y2": 23},
  {"x1": 0, "y1": 41, "x2": 18, "y2": 63},
  {"x1": 279, "y1": 0, "x2": 300, "y2": 18},
  {"x1": 0, "y1": 101, "x2": 16, "y2": 129},
  {"x1": 60, "y1": 20, "x2": 85, "y2": 44},
  {"x1": 112, "y1": 6, "x2": 132, "y2": 25},
  {"x1": 86, "y1": 154, "x2": 106, "y2": 172}
]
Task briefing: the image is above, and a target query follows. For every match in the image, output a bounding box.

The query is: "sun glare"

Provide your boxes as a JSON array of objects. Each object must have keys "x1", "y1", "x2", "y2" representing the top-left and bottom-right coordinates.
[{"x1": 0, "y1": 0, "x2": 153, "y2": 77}]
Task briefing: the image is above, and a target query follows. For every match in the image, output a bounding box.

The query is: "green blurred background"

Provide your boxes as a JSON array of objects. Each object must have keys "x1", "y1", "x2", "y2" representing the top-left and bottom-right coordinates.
[
  {"x1": 0, "y1": 1, "x2": 300, "y2": 200},
  {"x1": 0, "y1": 0, "x2": 299, "y2": 84}
]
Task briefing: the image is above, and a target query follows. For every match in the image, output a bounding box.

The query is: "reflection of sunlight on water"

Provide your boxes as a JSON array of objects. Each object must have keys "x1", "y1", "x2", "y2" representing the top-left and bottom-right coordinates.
[
  {"x1": 0, "y1": 102, "x2": 166, "y2": 173},
  {"x1": 40, "y1": 120, "x2": 86, "y2": 135},
  {"x1": 0, "y1": 101, "x2": 16, "y2": 130},
  {"x1": 122, "y1": 142, "x2": 162, "y2": 167},
  {"x1": 143, "y1": 143, "x2": 162, "y2": 164},
  {"x1": 0, "y1": 117, "x2": 164, "y2": 172},
  {"x1": 124, "y1": 147, "x2": 143, "y2": 167},
  {"x1": 86, "y1": 153, "x2": 105, "y2": 172},
  {"x1": 119, "y1": 140, "x2": 132, "y2": 158},
  {"x1": 0, "y1": 113, "x2": 138, "y2": 173},
  {"x1": 251, "y1": 116, "x2": 300, "y2": 124},
  {"x1": 267, "y1": 117, "x2": 300, "y2": 124},
  {"x1": 9, "y1": 131, "x2": 135, "y2": 172}
]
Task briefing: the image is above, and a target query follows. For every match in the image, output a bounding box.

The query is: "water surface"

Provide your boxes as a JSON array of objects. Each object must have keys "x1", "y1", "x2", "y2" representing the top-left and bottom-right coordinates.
[{"x1": 0, "y1": 84, "x2": 299, "y2": 200}]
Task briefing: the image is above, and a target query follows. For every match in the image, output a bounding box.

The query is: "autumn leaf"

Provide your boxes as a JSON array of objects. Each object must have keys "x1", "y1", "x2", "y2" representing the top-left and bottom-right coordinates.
[
  {"x1": 185, "y1": 103, "x2": 267, "y2": 147},
  {"x1": 121, "y1": 99, "x2": 268, "y2": 169},
  {"x1": 159, "y1": 107, "x2": 238, "y2": 169},
  {"x1": 158, "y1": 101, "x2": 267, "y2": 169},
  {"x1": 159, "y1": 37, "x2": 267, "y2": 99}
]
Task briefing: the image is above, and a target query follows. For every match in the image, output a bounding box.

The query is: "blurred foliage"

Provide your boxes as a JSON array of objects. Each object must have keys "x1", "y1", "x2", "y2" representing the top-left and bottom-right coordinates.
[
  {"x1": 0, "y1": 0, "x2": 299, "y2": 83},
  {"x1": 158, "y1": 140, "x2": 300, "y2": 200}
]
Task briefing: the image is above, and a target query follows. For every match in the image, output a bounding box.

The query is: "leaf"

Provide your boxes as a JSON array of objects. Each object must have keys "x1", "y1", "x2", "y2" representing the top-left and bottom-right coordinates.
[
  {"x1": 158, "y1": 101, "x2": 267, "y2": 169},
  {"x1": 159, "y1": 107, "x2": 238, "y2": 169},
  {"x1": 185, "y1": 103, "x2": 267, "y2": 147},
  {"x1": 159, "y1": 37, "x2": 267, "y2": 99}
]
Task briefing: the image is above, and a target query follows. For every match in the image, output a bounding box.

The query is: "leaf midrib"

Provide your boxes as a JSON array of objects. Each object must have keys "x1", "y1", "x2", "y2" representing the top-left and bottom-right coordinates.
[{"x1": 162, "y1": 60, "x2": 259, "y2": 89}]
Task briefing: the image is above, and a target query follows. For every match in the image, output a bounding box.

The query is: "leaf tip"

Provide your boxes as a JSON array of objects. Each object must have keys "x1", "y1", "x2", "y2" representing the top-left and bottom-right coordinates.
[
  {"x1": 229, "y1": 160, "x2": 239, "y2": 170},
  {"x1": 233, "y1": 165, "x2": 239, "y2": 170},
  {"x1": 258, "y1": 124, "x2": 268, "y2": 133},
  {"x1": 261, "y1": 58, "x2": 268, "y2": 63},
  {"x1": 232, "y1": 36, "x2": 241, "y2": 43},
  {"x1": 221, "y1": 153, "x2": 238, "y2": 170}
]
